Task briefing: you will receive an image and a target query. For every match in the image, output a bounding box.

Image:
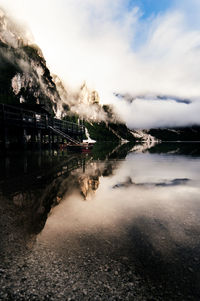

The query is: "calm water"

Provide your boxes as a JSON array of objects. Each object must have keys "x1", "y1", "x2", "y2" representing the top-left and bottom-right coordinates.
[{"x1": 0, "y1": 143, "x2": 200, "y2": 300}]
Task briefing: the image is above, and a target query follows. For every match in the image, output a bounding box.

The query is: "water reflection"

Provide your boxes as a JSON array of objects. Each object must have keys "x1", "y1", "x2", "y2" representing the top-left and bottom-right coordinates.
[
  {"x1": 113, "y1": 176, "x2": 190, "y2": 188},
  {"x1": 0, "y1": 143, "x2": 200, "y2": 300},
  {"x1": 0, "y1": 147, "x2": 122, "y2": 254},
  {"x1": 39, "y1": 152, "x2": 200, "y2": 241}
]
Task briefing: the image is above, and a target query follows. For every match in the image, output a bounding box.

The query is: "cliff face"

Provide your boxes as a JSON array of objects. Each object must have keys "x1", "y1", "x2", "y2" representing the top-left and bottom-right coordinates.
[
  {"x1": 0, "y1": 8, "x2": 109, "y2": 121},
  {"x1": 0, "y1": 8, "x2": 61, "y2": 115}
]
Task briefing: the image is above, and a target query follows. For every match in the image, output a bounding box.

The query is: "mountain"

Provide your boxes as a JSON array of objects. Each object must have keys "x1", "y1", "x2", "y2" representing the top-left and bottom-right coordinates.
[
  {"x1": 0, "y1": 8, "x2": 61, "y2": 115},
  {"x1": 0, "y1": 8, "x2": 137, "y2": 143},
  {"x1": 148, "y1": 127, "x2": 200, "y2": 141},
  {"x1": 114, "y1": 94, "x2": 200, "y2": 142},
  {"x1": 129, "y1": 127, "x2": 200, "y2": 144},
  {"x1": 114, "y1": 93, "x2": 192, "y2": 105},
  {"x1": 0, "y1": 8, "x2": 112, "y2": 123},
  {"x1": 84, "y1": 120, "x2": 136, "y2": 142},
  {"x1": 0, "y1": 8, "x2": 199, "y2": 145}
]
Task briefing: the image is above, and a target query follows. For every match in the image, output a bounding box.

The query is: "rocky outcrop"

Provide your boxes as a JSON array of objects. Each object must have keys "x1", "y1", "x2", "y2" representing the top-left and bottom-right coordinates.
[
  {"x1": 0, "y1": 8, "x2": 61, "y2": 115},
  {"x1": 149, "y1": 127, "x2": 200, "y2": 141}
]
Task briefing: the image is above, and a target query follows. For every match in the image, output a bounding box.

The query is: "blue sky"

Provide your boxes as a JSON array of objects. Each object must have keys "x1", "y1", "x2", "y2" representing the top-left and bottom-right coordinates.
[{"x1": 128, "y1": 0, "x2": 173, "y2": 18}]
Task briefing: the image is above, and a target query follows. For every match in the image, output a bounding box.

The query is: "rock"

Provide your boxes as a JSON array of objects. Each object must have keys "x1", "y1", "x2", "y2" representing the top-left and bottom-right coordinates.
[{"x1": 105, "y1": 265, "x2": 111, "y2": 272}]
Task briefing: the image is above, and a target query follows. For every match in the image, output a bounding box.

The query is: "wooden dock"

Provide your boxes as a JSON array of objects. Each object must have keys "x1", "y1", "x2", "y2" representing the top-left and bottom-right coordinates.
[{"x1": 0, "y1": 103, "x2": 85, "y2": 150}]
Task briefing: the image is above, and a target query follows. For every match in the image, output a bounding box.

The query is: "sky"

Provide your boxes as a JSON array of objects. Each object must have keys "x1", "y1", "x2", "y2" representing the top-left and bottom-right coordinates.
[
  {"x1": 1, "y1": 0, "x2": 200, "y2": 128},
  {"x1": 128, "y1": 0, "x2": 173, "y2": 18}
]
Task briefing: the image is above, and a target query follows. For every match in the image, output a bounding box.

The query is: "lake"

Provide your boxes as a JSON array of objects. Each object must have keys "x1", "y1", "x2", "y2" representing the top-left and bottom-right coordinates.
[{"x1": 0, "y1": 143, "x2": 200, "y2": 300}]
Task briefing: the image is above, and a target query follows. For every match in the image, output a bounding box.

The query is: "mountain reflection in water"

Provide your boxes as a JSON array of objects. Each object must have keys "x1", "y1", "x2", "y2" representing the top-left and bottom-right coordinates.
[{"x1": 0, "y1": 143, "x2": 200, "y2": 300}]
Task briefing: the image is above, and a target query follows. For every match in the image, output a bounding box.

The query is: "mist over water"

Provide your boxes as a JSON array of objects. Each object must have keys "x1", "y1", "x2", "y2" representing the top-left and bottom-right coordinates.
[
  {"x1": 0, "y1": 144, "x2": 200, "y2": 300},
  {"x1": 39, "y1": 151, "x2": 200, "y2": 258}
]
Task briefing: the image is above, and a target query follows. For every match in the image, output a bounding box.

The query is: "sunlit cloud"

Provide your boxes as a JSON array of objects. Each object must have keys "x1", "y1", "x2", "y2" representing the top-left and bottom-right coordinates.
[{"x1": 1, "y1": 0, "x2": 200, "y2": 128}]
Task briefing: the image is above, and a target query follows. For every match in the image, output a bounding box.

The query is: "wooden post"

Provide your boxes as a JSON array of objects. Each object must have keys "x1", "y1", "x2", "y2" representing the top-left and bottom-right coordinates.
[
  {"x1": 2, "y1": 104, "x2": 9, "y2": 150},
  {"x1": 41, "y1": 132, "x2": 43, "y2": 148},
  {"x1": 3, "y1": 128, "x2": 9, "y2": 150},
  {"x1": 38, "y1": 129, "x2": 42, "y2": 150},
  {"x1": 24, "y1": 155, "x2": 28, "y2": 173},
  {"x1": 38, "y1": 151, "x2": 42, "y2": 167},
  {"x1": 48, "y1": 131, "x2": 52, "y2": 149},
  {"x1": 21, "y1": 128, "x2": 27, "y2": 150},
  {"x1": 5, "y1": 156, "x2": 10, "y2": 178},
  {"x1": 43, "y1": 134, "x2": 46, "y2": 145},
  {"x1": 31, "y1": 131, "x2": 36, "y2": 149}
]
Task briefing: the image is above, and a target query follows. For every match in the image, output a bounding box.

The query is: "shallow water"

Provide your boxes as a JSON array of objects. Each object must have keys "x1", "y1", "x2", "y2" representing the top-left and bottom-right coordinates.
[{"x1": 0, "y1": 144, "x2": 200, "y2": 300}]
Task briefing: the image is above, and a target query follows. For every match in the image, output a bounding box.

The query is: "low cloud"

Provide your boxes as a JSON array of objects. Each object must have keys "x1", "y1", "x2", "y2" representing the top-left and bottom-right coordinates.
[
  {"x1": 1, "y1": 0, "x2": 200, "y2": 128},
  {"x1": 114, "y1": 97, "x2": 200, "y2": 129}
]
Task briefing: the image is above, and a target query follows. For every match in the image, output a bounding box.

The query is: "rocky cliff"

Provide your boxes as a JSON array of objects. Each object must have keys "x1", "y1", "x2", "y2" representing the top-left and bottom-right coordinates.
[{"x1": 0, "y1": 8, "x2": 61, "y2": 115}]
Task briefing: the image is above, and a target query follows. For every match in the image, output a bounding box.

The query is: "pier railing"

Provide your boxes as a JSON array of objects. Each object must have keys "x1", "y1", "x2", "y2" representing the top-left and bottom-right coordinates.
[{"x1": 0, "y1": 103, "x2": 85, "y2": 135}]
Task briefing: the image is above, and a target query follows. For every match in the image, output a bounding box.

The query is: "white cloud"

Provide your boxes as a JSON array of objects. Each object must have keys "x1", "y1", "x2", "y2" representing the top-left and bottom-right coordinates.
[
  {"x1": 115, "y1": 98, "x2": 200, "y2": 129},
  {"x1": 1, "y1": 0, "x2": 200, "y2": 128}
]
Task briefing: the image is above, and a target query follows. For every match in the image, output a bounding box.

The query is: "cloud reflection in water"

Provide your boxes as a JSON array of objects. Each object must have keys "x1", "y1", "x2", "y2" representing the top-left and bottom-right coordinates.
[{"x1": 38, "y1": 153, "x2": 200, "y2": 262}]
